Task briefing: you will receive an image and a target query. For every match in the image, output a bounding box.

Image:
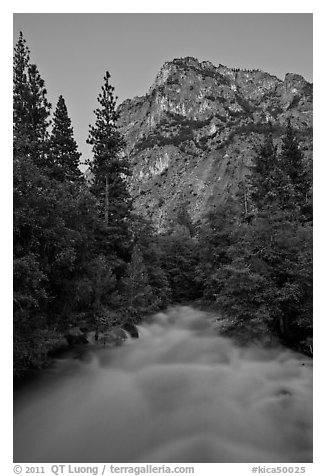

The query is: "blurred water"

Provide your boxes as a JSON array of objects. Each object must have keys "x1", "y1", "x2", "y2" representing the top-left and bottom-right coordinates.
[{"x1": 14, "y1": 306, "x2": 312, "y2": 463}]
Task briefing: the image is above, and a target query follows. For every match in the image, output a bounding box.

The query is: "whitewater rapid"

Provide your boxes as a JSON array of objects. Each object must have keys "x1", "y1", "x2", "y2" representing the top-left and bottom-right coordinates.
[{"x1": 14, "y1": 306, "x2": 312, "y2": 463}]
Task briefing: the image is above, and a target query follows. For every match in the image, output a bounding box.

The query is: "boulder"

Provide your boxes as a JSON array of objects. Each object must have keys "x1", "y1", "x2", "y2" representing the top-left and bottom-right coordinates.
[
  {"x1": 122, "y1": 322, "x2": 139, "y2": 338},
  {"x1": 96, "y1": 327, "x2": 127, "y2": 346},
  {"x1": 64, "y1": 327, "x2": 89, "y2": 346}
]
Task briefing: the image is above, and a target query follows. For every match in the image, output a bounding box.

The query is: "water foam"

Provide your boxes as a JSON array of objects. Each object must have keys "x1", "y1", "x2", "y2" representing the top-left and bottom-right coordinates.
[{"x1": 14, "y1": 306, "x2": 312, "y2": 463}]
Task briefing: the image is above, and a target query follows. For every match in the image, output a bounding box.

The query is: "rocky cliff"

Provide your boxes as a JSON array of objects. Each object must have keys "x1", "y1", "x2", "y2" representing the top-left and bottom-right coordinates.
[{"x1": 117, "y1": 57, "x2": 313, "y2": 231}]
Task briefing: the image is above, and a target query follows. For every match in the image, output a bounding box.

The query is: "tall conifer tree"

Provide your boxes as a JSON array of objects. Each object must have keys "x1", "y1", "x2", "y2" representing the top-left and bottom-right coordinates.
[
  {"x1": 250, "y1": 133, "x2": 278, "y2": 209},
  {"x1": 14, "y1": 32, "x2": 51, "y2": 165},
  {"x1": 250, "y1": 132, "x2": 296, "y2": 214},
  {"x1": 87, "y1": 71, "x2": 132, "y2": 263},
  {"x1": 26, "y1": 63, "x2": 51, "y2": 166},
  {"x1": 50, "y1": 95, "x2": 82, "y2": 181},
  {"x1": 278, "y1": 120, "x2": 312, "y2": 220},
  {"x1": 13, "y1": 31, "x2": 30, "y2": 156},
  {"x1": 279, "y1": 121, "x2": 307, "y2": 190},
  {"x1": 122, "y1": 245, "x2": 153, "y2": 315}
]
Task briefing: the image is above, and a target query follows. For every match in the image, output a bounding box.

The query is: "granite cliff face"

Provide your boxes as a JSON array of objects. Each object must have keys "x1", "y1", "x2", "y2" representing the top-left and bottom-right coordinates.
[{"x1": 117, "y1": 57, "x2": 313, "y2": 231}]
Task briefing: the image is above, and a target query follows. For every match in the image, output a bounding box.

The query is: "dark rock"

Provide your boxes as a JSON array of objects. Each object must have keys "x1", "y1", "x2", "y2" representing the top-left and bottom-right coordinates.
[
  {"x1": 64, "y1": 327, "x2": 89, "y2": 346},
  {"x1": 96, "y1": 327, "x2": 127, "y2": 346},
  {"x1": 112, "y1": 57, "x2": 312, "y2": 232},
  {"x1": 122, "y1": 322, "x2": 139, "y2": 338}
]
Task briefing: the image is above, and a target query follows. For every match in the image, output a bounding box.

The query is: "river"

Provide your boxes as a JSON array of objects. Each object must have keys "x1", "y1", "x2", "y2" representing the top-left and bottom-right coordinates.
[{"x1": 14, "y1": 306, "x2": 312, "y2": 463}]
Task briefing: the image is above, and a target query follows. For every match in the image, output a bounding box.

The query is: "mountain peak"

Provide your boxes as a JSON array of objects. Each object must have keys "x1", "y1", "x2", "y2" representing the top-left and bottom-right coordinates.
[{"x1": 118, "y1": 59, "x2": 313, "y2": 231}]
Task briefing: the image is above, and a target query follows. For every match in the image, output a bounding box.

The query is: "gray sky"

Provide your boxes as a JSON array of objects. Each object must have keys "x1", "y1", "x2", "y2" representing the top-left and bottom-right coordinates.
[{"x1": 13, "y1": 13, "x2": 313, "y2": 168}]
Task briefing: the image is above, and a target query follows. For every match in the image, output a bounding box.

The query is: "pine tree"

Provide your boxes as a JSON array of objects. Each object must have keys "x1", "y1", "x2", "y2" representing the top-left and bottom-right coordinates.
[
  {"x1": 160, "y1": 226, "x2": 202, "y2": 302},
  {"x1": 87, "y1": 71, "x2": 131, "y2": 223},
  {"x1": 122, "y1": 245, "x2": 153, "y2": 317},
  {"x1": 87, "y1": 71, "x2": 132, "y2": 265},
  {"x1": 196, "y1": 198, "x2": 241, "y2": 301},
  {"x1": 13, "y1": 34, "x2": 88, "y2": 375},
  {"x1": 13, "y1": 31, "x2": 30, "y2": 156},
  {"x1": 227, "y1": 129, "x2": 312, "y2": 345},
  {"x1": 26, "y1": 64, "x2": 52, "y2": 167},
  {"x1": 250, "y1": 132, "x2": 297, "y2": 215},
  {"x1": 279, "y1": 121, "x2": 306, "y2": 190},
  {"x1": 49, "y1": 95, "x2": 82, "y2": 182},
  {"x1": 13, "y1": 32, "x2": 51, "y2": 319},
  {"x1": 13, "y1": 32, "x2": 51, "y2": 166},
  {"x1": 278, "y1": 120, "x2": 312, "y2": 220},
  {"x1": 130, "y1": 215, "x2": 171, "y2": 310},
  {"x1": 176, "y1": 203, "x2": 195, "y2": 236},
  {"x1": 250, "y1": 133, "x2": 278, "y2": 209}
]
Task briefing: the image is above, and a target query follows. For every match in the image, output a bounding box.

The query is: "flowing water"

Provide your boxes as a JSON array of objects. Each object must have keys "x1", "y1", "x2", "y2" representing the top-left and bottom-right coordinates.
[{"x1": 14, "y1": 306, "x2": 313, "y2": 463}]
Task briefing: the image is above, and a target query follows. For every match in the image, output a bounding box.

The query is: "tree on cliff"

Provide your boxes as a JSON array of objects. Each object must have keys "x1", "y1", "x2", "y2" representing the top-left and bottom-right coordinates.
[
  {"x1": 250, "y1": 133, "x2": 278, "y2": 209},
  {"x1": 278, "y1": 120, "x2": 312, "y2": 221},
  {"x1": 49, "y1": 95, "x2": 82, "y2": 182},
  {"x1": 208, "y1": 129, "x2": 312, "y2": 350}
]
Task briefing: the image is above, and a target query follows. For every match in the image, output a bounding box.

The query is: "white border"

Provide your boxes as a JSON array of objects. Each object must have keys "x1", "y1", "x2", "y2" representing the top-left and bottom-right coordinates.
[{"x1": 3, "y1": 2, "x2": 323, "y2": 474}]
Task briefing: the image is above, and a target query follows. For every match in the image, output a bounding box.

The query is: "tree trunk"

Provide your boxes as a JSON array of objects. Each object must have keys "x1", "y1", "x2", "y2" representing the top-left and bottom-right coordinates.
[
  {"x1": 244, "y1": 187, "x2": 248, "y2": 217},
  {"x1": 105, "y1": 175, "x2": 109, "y2": 225},
  {"x1": 279, "y1": 315, "x2": 285, "y2": 335}
]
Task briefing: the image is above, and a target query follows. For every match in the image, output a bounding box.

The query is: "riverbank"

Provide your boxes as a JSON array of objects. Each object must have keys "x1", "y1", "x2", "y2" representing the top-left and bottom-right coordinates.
[{"x1": 14, "y1": 300, "x2": 312, "y2": 383}]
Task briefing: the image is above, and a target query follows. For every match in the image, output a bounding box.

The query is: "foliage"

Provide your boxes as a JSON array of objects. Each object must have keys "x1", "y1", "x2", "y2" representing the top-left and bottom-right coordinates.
[
  {"x1": 195, "y1": 200, "x2": 240, "y2": 300},
  {"x1": 13, "y1": 33, "x2": 313, "y2": 379},
  {"x1": 121, "y1": 245, "x2": 153, "y2": 317},
  {"x1": 134, "y1": 113, "x2": 212, "y2": 152},
  {"x1": 13, "y1": 38, "x2": 170, "y2": 376},
  {"x1": 159, "y1": 224, "x2": 202, "y2": 302},
  {"x1": 13, "y1": 35, "x2": 132, "y2": 375},
  {"x1": 86, "y1": 71, "x2": 130, "y2": 205},
  {"x1": 13, "y1": 32, "x2": 51, "y2": 167},
  {"x1": 194, "y1": 125, "x2": 312, "y2": 351},
  {"x1": 87, "y1": 71, "x2": 132, "y2": 268},
  {"x1": 127, "y1": 215, "x2": 171, "y2": 314},
  {"x1": 278, "y1": 120, "x2": 312, "y2": 221},
  {"x1": 49, "y1": 95, "x2": 82, "y2": 182}
]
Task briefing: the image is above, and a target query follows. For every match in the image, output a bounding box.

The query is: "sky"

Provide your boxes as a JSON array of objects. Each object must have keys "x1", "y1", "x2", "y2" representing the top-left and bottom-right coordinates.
[{"x1": 13, "y1": 13, "x2": 313, "y2": 169}]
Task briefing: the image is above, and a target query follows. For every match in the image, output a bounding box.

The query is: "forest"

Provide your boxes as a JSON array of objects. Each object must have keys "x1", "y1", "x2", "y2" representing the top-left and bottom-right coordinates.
[{"x1": 13, "y1": 32, "x2": 313, "y2": 378}]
